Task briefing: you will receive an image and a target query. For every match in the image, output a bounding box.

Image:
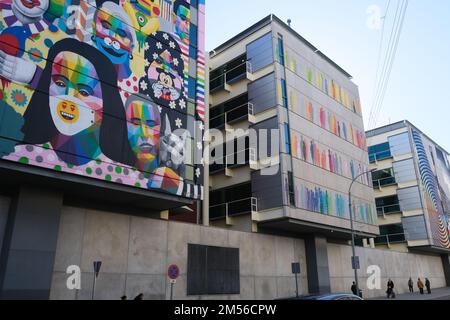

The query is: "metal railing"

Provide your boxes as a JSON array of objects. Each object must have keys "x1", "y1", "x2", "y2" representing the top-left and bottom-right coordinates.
[
  {"x1": 374, "y1": 233, "x2": 406, "y2": 245},
  {"x1": 376, "y1": 204, "x2": 402, "y2": 217},
  {"x1": 209, "y1": 197, "x2": 258, "y2": 220},
  {"x1": 210, "y1": 61, "x2": 253, "y2": 91},
  {"x1": 372, "y1": 176, "x2": 397, "y2": 189},
  {"x1": 210, "y1": 102, "x2": 254, "y2": 129},
  {"x1": 369, "y1": 150, "x2": 392, "y2": 163}
]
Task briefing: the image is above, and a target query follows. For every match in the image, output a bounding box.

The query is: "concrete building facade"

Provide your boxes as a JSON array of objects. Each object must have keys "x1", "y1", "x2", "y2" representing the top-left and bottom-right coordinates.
[{"x1": 206, "y1": 15, "x2": 379, "y2": 294}]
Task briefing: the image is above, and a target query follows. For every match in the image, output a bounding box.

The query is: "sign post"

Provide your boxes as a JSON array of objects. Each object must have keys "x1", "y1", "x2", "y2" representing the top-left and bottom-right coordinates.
[
  {"x1": 291, "y1": 262, "x2": 301, "y2": 298},
  {"x1": 168, "y1": 264, "x2": 180, "y2": 300},
  {"x1": 92, "y1": 261, "x2": 102, "y2": 300}
]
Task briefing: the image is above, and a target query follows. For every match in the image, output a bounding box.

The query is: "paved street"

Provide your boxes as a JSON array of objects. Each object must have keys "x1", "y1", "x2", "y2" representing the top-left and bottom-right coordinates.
[{"x1": 370, "y1": 287, "x2": 450, "y2": 300}]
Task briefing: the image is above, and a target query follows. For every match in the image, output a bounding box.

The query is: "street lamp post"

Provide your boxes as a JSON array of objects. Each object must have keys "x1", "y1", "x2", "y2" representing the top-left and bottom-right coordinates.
[{"x1": 348, "y1": 168, "x2": 376, "y2": 298}]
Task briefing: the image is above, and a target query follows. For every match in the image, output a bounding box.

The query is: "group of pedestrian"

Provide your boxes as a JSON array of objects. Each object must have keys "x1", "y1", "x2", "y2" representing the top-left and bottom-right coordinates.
[
  {"x1": 409, "y1": 278, "x2": 432, "y2": 295},
  {"x1": 385, "y1": 277, "x2": 432, "y2": 298}
]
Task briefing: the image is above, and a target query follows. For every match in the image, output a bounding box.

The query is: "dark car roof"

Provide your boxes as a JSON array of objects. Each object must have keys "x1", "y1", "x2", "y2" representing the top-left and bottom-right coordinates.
[{"x1": 278, "y1": 293, "x2": 363, "y2": 300}]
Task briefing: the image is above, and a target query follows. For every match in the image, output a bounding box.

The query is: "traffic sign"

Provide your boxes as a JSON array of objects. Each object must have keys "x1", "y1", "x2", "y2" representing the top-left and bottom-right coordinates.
[
  {"x1": 168, "y1": 264, "x2": 180, "y2": 280},
  {"x1": 291, "y1": 262, "x2": 301, "y2": 274},
  {"x1": 352, "y1": 256, "x2": 360, "y2": 270}
]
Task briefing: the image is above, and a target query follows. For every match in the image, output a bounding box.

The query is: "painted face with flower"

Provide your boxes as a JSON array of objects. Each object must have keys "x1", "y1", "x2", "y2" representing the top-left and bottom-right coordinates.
[{"x1": 125, "y1": 96, "x2": 161, "y2": 173}]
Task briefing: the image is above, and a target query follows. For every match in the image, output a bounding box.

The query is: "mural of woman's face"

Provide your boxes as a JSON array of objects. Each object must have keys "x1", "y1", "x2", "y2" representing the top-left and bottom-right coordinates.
[
  {"x1": 13, "y1": 0, "x2": 49, "y2": 18},
  {"x1": 49, "y1": 51, "x2": 103, "y2": 137},
  {"x1": 126, "y1": 99, "x2": 161, "y2": 170}
]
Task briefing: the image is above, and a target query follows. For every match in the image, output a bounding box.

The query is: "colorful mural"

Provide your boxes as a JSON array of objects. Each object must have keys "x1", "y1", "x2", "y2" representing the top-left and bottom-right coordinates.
[
  {"x1": 280, "y1": 83, "x2": 367, "y2": 151},
  {"x1": 412, "y1": 129, "x2": 450, "y2": 248},
  {"x1": 290, "y1": 130, "x2": 371, "y2": 186},
  {"x1": 284, "y1": 175, "x2": 376, "y2": 225},
  {"x1": 0, "y1": 0, "x2": 205, "y2": 200},
  {"x1": 276, "y1": 44, "x2": 362, "y2": 115}
]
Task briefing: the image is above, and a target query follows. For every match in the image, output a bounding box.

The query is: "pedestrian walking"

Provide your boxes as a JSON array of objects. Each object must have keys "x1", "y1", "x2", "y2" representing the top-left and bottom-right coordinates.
[
  {"x1": 408, "y1": 278, "x2": 414, "y2": 293},
  {"x1": 351, "y1": 282, "x2": 357, "y2": 296},
  {"x1": 425, "y1": 278, "x2": 431, "y2": 294},
  {"x1": 386, "y1": 279, "x2": 395, "y2": 299},
  {"x1": 417, "y1": 278, "x2": 425, "y2": 295}
]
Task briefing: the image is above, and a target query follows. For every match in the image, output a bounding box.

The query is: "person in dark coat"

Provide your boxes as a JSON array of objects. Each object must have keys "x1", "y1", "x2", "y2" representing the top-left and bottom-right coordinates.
[
  {"x1": 386, "y1": 279, "x2": 395, "y2": 298},
  {"x1": 425, "y1": 278, "x2": 432, "y2": 294},
  {"x1": 351, "y1": 282, "x2": 357, "y2": 295},
  {"x1": 408, "y1": 278, "x2": 414, "y2": 293}
]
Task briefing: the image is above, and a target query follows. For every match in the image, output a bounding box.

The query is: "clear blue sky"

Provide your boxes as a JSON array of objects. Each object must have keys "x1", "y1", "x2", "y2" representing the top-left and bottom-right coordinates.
[{"x1": 205, "y1": 0, "x2": 450, "y2": 151}]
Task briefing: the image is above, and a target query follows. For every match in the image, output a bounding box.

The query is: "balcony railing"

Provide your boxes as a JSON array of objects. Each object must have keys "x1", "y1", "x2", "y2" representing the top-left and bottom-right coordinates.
[
  {"x1": 209, "y1": 197, "x2": 258, "y2": 220},
  {"x1": 372, "y1": 176, "x2": 397, "y2": 189},
  {"x1": 369, "y1": 150, "x2": 392, "y2": 163},
  {"x1": 210, "y1": 147, "x2": 255, "y2": 174},
  {"x1": 376, "y1": 204, "x2": 402, "y2": 217},
  {"x1": 374, "y1": 233, "x2": 406, "y2": 245},
  {"x1": 210, "y1": 102, "x2": 255, "y2": 129},
  {"x1": 210, "y1": 61, "x2": 253, "y2": 92}
]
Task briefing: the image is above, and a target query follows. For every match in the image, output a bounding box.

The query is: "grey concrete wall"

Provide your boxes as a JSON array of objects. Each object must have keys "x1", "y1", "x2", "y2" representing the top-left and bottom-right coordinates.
[
  {"x1": 327, "y1": 243, "x2": 447, "y2": 299},
  {"x1": 50, "y1": 206, "x2": 308, "y2": 300},
  {"x1": 0, "y1": 187, "x2": 62, "y2": 299}
]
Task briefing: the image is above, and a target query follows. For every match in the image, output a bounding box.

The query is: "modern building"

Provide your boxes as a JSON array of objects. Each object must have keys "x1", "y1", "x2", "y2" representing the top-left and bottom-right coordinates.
[
  {"x1": 206, "y1": 14, "x2": 379, "y2": 293},
  {"x1": 0, "y1": 0, "x2": 206, "y2": 299},
  {"x1": 366, "y1": 120, "x2": 450, "y2": 256}
]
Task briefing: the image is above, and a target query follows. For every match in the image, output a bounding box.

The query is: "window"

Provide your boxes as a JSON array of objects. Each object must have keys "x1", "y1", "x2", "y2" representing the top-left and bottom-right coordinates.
[
  {"x1": 368, "y1": 142, "x2": 392, "y2": 163},
  {"x1": 281, "y1": 79, "x2": 288, "y2": 108},
  {"x1": 187, "y1": 244, "x2": 240, "y2": 295},
  {"x1": 372, "y1": 168, "x2": 396, "y2": 188},
  {"x1": 209, "y1": 54, "x2": 248, "y2": 91},
  {"x1": 375, "y1": 224, "x2": 406, "y2": 245},
  {"x1": 288, "y1": 172, "x2": 295, "y2": 206},
  {"x1": 209, "y1": 94, "x2": 249, "y2": 129},
  {"x1": 376, "y1": 195, "x2": 401, "y2": 216},
  {"x1": 209, "y1": 183, "x2": 252, "y2": 219},
  {"x1": 284, "y1": 123, "x2": 291, "y2": 155},
  {"x1": 277, "y1": 35, "x2": 285, "y2": 66}
]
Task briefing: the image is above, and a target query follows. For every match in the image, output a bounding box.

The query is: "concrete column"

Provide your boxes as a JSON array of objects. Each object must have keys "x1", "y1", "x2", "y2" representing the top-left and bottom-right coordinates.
[
  {"x1": 0, "y1": 186, "x2": 63, "y2": 299},
  {"x1": 304, "y1": 235, "x2": 331, "y2": 294},
  {"x1": 442, "y1": 254, "x2": 450, "y2": 287},
  {"x1": 369, "y1": 238, "x2": 376, "y2": 249}
]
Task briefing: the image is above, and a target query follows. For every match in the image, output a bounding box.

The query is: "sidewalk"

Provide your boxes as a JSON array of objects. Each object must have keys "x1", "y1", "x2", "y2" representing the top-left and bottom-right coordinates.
[{"x1": 370, "y1": 287, "x2": 450, "y2": 300}]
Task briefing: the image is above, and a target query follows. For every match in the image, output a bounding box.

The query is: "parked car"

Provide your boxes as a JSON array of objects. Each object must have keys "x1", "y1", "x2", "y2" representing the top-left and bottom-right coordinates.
[{"x1": 278, "y1": 293, "x2": 363, "y2": 300}]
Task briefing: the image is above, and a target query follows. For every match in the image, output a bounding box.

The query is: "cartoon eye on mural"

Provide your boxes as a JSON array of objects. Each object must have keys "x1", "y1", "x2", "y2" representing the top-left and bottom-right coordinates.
[
  {"x1": 125, "y1": 94, "x2": 161, "y2": 173},
  {"x1": 92, "y1": 1, "x2": 136, "y2": 80},
  {"x1": 123, "y1": 0, "x2": 161, "y2": 50},
  {"x1": 138, "y1": 32, "x2": 185, "y2": 109},
  {"x1": 20, "y1": 38, "x2": 134, "y2": 166}
]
